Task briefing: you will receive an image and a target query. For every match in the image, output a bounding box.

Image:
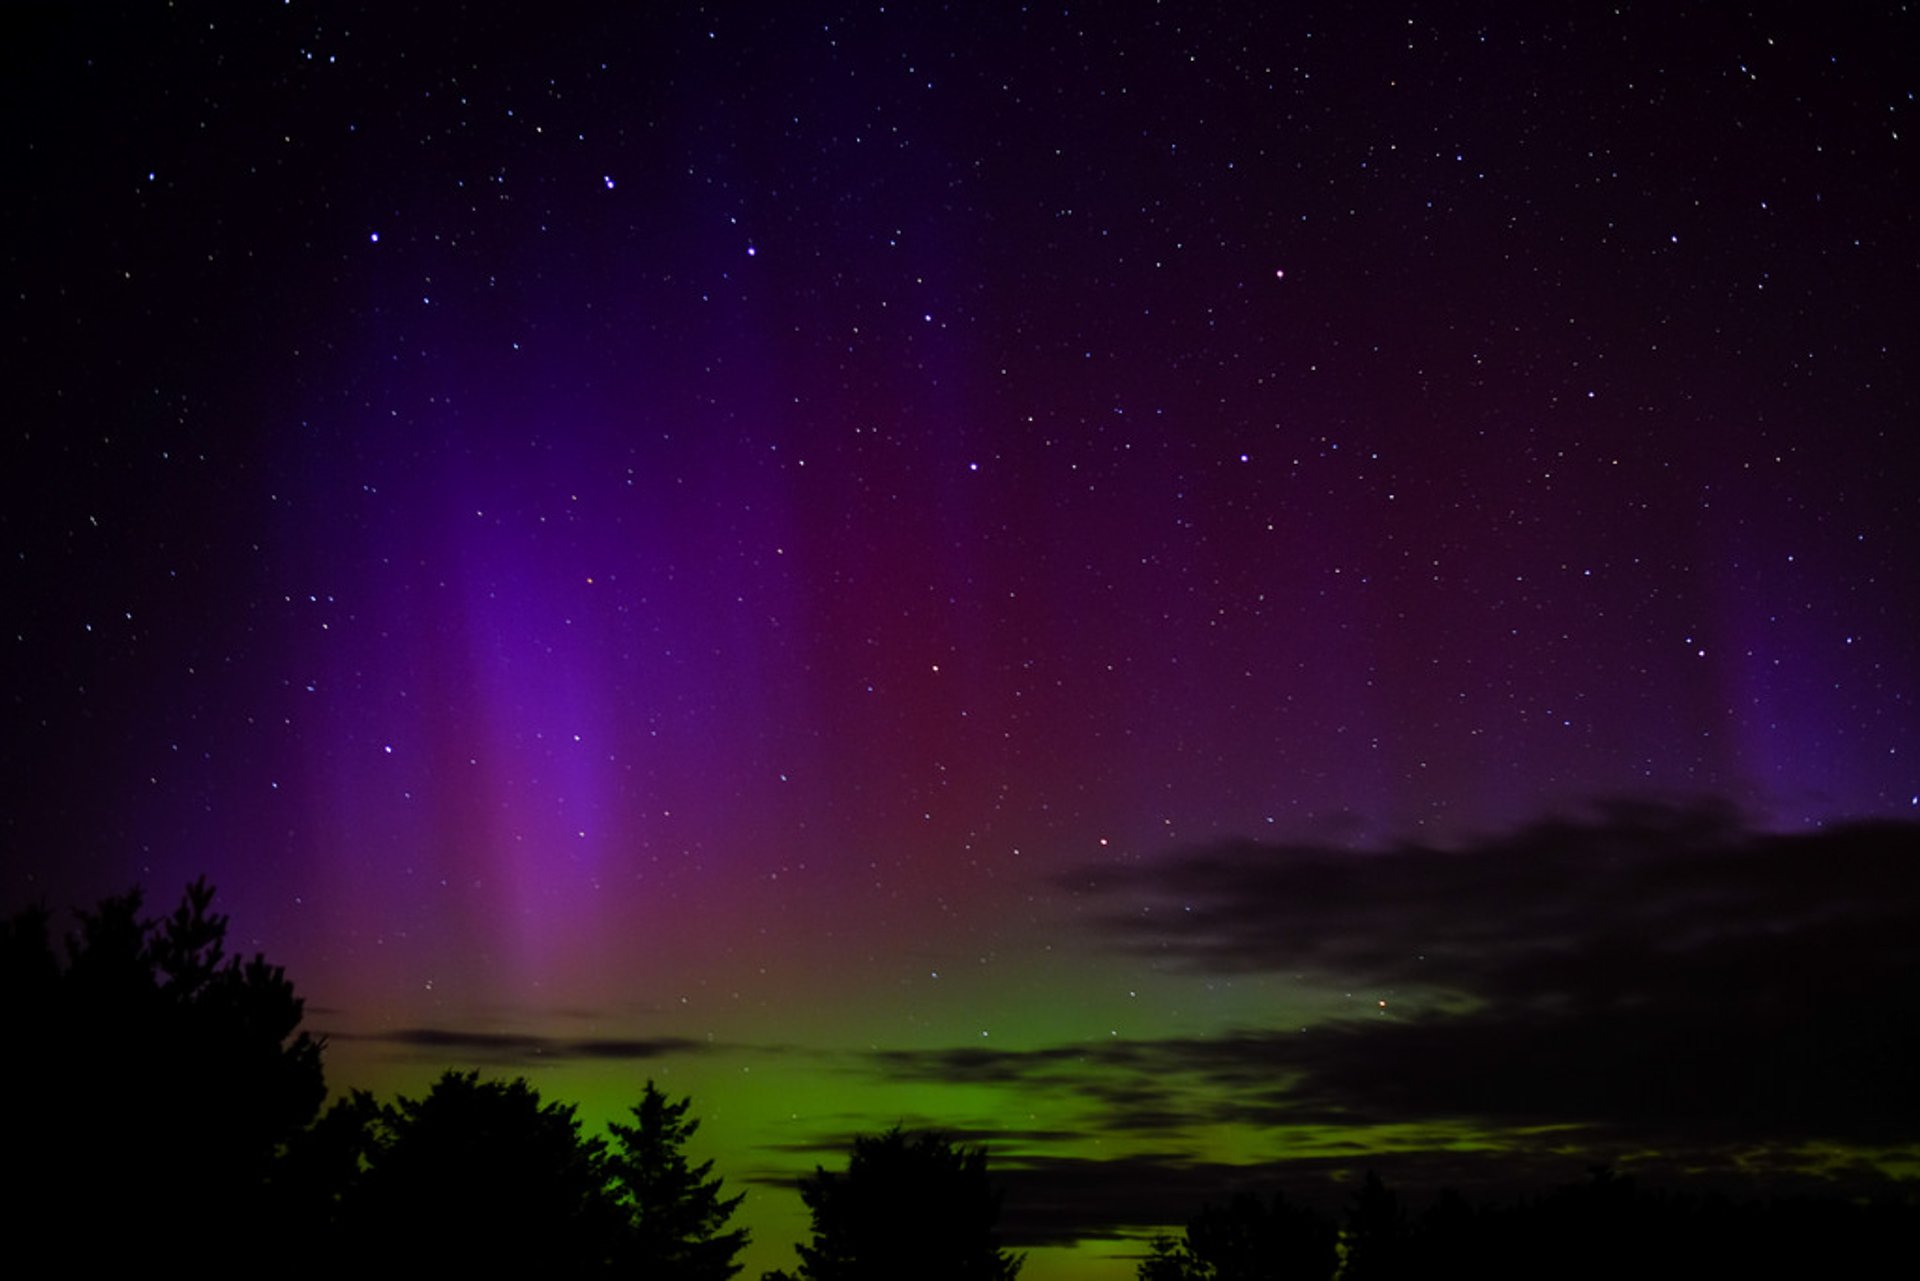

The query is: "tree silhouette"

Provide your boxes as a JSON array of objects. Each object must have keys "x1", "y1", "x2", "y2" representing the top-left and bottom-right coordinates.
[
  {"x1": 272, "y1": 1086, "x2": 384, "y2": 1249},
  {"x1": 1136, "y1": 1167, "x2": 1920, "y2": 1281},
  {"x1": 340, "y1": 1070, "x2": 623, "y2": 1276},
  {"x1": 1136, "y1": 1234, "x2": 1208, "y2": 1280},
  {"x1": 1333, "y1": 1172, "x2": 1411, "y2": 1281},
  {"x1": 1, "y1": 879, "x2": 324, "y2": 1264},
  {"x1": 1136, "y1": 1191, "x2": 1336, "y2": 1281},
  {"x1": 607, "y1": 1079, "x2": 750, "y2": 1279},
  {"x1": 786, "y1": 1127, "x2": 1021, "y2": 1281},
  {"x1": 1199, "y1": 1191, "x2": 1336, "y2": 1280}
]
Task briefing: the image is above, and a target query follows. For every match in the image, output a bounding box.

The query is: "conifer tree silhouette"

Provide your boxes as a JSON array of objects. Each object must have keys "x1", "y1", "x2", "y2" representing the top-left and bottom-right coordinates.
[
  {"x1": 1, "y1": 879, "x2": 324, "y2": 1266},
  {"x1": 608, "y1": 1080, "x2": 751, "y2": 1279}
]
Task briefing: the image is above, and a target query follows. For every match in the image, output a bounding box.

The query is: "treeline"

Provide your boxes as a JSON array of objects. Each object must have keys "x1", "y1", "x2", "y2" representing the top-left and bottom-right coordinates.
[
  {"x1": 4, "y1": 882, "x2": 1913, "y2": 1279},
  {"x1": 0, "y1": 880, "x2": 1016, "y2": 1279},
  {"x1": 1140, "y1": 1170, "x2": 1919, "y2": 1280},
  {"x1": 2, "y1": 881, "x2": 746, "y2": 1274}
]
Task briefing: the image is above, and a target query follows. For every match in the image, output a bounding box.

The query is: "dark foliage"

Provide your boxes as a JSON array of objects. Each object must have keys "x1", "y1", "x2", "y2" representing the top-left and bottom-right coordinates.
[
  {"x1": 336, "y1": 1070, "x2": 623, "y2": 1275},
  {"x1": 1, "y1": 882, "x2": 749, "y2": 1279},
  {"x1": 272, "y1": 1086, "x2": 384, "y2": 1247},
  {"x1": 1334, "y1": 1171, "x2": 1412, "y2": 1280},
  {"x1": 1136, "y1": 1235, "x2": 1207, "y2": 1281},
  {"x1": 786, "y1": 1127, "x2": 1022, "y2": 1281},
  {"x1": 297, "y1": 1071, "x2": 749, "y2": 1279},
  {"x1": 0, "y1": 879, "x2": 325, "y2": 1265},
  {"x1": 1141, "y1": 1167, "x2": 1920, "y2": 1281},
  {"x1": 608, "y1": 1080, "x2": 752, "y2": 1279},
  {"x1": 1139, "y1": 1189, "x2": 1338, "y2": 1280}
]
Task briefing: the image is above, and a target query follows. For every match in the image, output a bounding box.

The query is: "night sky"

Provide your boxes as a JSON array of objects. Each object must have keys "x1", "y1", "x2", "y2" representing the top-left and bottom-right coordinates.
[{"x1": 6, "y1": 4, "x2": 1918, "y2": 1276}]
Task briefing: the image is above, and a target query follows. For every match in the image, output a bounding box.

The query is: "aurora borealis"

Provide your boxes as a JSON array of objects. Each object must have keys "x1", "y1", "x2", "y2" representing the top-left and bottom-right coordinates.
[{"x1": 5, "y1": 4, "x2": 1917, "y2": 1276}]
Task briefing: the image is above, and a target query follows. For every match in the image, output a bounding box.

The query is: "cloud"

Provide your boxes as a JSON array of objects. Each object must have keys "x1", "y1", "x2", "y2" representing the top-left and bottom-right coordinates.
[
  {"x1": 878, "y1": 807, "x2": 1920, "y2": 1151},
  {"x1": 1065, "y1": 801, "x2": 1916, "y2": 990},
  {"x1": 327, "y1": 1025, "x2": 709, "y2": 1065}
]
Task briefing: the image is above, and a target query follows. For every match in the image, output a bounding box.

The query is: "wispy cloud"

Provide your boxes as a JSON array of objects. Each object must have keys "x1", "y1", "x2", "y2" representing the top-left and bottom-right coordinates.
[
  {"x1": 864, "y1": 808, "x2": 1920, "y2": 1156},
  {"x1": 327, "y1": 1025, "x2": 711, "y2": 1065}
]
